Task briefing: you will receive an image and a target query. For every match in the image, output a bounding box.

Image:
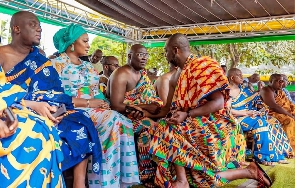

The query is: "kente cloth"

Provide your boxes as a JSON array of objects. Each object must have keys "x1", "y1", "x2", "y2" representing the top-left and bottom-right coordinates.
[
  {"x1": 0, "y1": 67, "x2": 64, "y2": 187},
  {"x1": 98, "y1": 74, "x2": 108, "y2": 95},
  {"x1": 5, "y1": 47, "x2": 102, "y2": 173},
  {"x1": 282, "y1": 88, "x2": 295, "y2": 104},
  {"x1": 269, "y1": 90, "x2": 295, "y2": 150},
  {"x1": 150, "y1": 55, "x2": 246, "y2": 188},
  {"x1": 231, "y1": 86, "x2": 293, "y2": 162},
  {"x1": 52, "y1": 53, "x2": 140, "y2": 188},
  {"x1": 123, "y1": 70, "x2": 163, "y2": 187}
]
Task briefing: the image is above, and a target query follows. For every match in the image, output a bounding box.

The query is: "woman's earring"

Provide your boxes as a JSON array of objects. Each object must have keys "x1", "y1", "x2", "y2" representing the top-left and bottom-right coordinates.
[{"x1": 71, "y1": 45, "x2": 74, "y2": 52}]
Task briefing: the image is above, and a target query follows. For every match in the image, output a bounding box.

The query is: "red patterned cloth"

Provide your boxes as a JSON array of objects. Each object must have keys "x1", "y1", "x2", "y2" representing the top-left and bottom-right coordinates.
[{"x1": 150, "y1": 55, "x2": 245, "y2": 188}]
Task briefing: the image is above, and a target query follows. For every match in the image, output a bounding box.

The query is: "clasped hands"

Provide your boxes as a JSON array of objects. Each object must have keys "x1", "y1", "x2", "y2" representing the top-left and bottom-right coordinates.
[{"x1": 126, "y1": 103, "x2": 161, "y2": 119}]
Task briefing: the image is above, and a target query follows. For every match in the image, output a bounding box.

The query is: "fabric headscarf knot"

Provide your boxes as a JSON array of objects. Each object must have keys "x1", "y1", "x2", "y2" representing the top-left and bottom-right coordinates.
[{"x1": 53, "y1": 23, "x2": 86, "y2": 53}]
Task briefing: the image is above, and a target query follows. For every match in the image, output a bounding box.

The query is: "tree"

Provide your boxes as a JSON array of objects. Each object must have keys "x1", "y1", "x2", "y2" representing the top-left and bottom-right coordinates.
[
  {"x1": 89, "y1": 36, "x2": 128, "y2": 65},
  {"x1": 90, "y1": 36, "x2": 168, "y2": 73},
  {"x1": 90, "y1": 35, "x2": 295, "y2": 76},
  {"x1": 0, "y1": 19, "x2": 11, "y2": 43},
  {"x1": 192, "y1": 41, "x2": 295, "y2": 74},
  {"x1": 146, "y1": 47, "x2": 168, "y2": 74}
]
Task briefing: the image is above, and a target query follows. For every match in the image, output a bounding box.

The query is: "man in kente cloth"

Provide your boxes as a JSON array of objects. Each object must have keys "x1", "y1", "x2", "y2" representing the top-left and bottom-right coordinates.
[
  {"x1": 147, "y1": 33, "x2": 272, "y2": 188},
  {"x1": 108, "y1": 44, "x2": 163, "y2": 187},
  {"x1": 260, "y1": 74, "x2": 295, "y2": 150},
  {"x1": 0, "y1": 11, "x2": 102, "y2": 188}
]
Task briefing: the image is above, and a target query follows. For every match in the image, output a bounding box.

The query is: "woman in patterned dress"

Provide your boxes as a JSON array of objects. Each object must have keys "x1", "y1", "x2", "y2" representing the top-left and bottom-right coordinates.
[{"x1": 51, "y1": 24, "x2": 140, "y2": 188}]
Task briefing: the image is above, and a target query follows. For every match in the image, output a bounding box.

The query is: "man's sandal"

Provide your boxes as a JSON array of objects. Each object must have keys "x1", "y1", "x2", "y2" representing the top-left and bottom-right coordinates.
[{"x1": 253, "y1": 161, "x2": 273, "y2": 188}]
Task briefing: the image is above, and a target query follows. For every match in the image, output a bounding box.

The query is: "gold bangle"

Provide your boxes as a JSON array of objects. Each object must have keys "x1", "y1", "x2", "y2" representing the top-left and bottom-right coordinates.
[{"x1": 86, "y1": 99, "x2": 90, "y2": 108}]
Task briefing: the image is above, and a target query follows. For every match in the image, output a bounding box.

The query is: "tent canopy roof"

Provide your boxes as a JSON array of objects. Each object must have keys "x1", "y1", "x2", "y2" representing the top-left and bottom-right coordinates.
[
  {"x1": 78, "y1": 0, "x2": 294, "y2": 28},
  {"x1": 1, "y1": 0, "x2": 295, "y2": 44},
  {"x1": 76, "y1": 0, "x2": 295, "y2": 42}
]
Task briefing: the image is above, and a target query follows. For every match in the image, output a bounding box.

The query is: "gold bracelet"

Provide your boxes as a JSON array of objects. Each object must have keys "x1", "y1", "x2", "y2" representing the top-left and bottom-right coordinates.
[{"x1": 86, "y1": 99, "x2": 90, "y2": 108}]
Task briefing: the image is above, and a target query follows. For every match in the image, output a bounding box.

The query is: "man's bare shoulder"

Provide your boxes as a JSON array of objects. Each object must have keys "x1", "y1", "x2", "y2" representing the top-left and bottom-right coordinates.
[
  {"x1": 261, "y1": 86, "x2": 272, "y2": 93},
  {"x1": 155, "y1": 74, "x2": 169, "y2": 86},
  {"x1": 161, "y1": 71, "x2": 174, "y2": 80},
  {"x1": 110, "y1": 65, "x2": 131, "y2": 80},
  {"x1": 0, "y1": 45, "x2": 11, "y2": 65},
  {"x1": 0, "y1": 45, "x2": 11, "y2": 56},
  {"x1": 260, "y1": 86, "x2": 273, "y2": 97}
]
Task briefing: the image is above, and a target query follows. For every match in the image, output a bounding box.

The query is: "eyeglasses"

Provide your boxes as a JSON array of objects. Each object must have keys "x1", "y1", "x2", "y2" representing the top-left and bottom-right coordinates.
[
  {"x1": 275, "y1": 80, "x2": 284, "y2": 83},
  {"x1": 105, "y1": 64, "x2": 120, "y2": 67},
  {"x1": 130, "y1": 53, "x2": 149, "y2": 58}
]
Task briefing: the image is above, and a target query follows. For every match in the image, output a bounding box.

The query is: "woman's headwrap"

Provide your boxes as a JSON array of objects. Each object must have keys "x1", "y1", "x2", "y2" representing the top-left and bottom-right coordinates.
[{"x1": 53, "y1": 23, "x2": 86, "y2": 53}]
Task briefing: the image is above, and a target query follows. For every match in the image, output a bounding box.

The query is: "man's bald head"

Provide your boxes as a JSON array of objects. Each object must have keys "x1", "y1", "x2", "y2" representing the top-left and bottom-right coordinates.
[
  {"x1": 129, "y1": 44, "x2": 146, "y2": 53},
  {"x1": 164, "y1": 33, "x2": 191, "y2": 68},
  {"x1": 269, "y1": 74, "x2": 281, "y2": 83},
  {"x1": 227, "y1": 68, "x2": 241, "y2": 78},
  {"x1": 10, "y1": 11, "x2": 36, "y2": 32},
  {"x1": 101, "y1": 56, "x2": 117, "y2": 65},
  {"x1": 166, "y1": 33, "x2": 190, "y2": 51},
  {"x1": 249, "y1": 73, "x2": 260, "y2": 83},
  {"x1": 10, "y1": 11, "x2": 42, "y2": 46},
  {"x1": 93, "y1": 49, "x2": 102, "y2": 54},
  {"x1": 90, "y1": 49, "x2": 103, "y2": 64},
  {"x1": 227, "y1": 68, "x2": 243, "y2": 84}
]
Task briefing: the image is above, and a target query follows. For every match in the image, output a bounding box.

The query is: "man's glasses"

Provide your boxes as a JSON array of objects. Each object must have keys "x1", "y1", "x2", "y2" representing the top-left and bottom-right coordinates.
[{"x1": 130, "y1": 53, "x2": 149, "y2": 58}]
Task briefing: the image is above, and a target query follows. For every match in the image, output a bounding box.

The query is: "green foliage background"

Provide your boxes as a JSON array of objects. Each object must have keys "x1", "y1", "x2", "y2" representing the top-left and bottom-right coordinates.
[{"x1": 88, "y1": 36, "x2": 295, "y2": 75}]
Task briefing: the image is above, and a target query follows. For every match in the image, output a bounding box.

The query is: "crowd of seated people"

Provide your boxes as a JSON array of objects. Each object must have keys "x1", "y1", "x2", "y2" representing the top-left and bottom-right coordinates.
[
  {"x1": 2, "y1": 10, "x2": 295, "y2": 188},
  {"x1": 227, "y1": 68, "x2": 293, "y2": 166}
]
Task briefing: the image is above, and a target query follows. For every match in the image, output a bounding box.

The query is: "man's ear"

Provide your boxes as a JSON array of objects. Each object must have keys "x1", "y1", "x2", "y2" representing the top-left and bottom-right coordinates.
[
  {"x1": 127, "y1": 53, "x2": 131, "y2": 59},
  {"x1": 13, "y1": 26, "x2": 20, "y2": 34},
  {"x1": 173, "y1": 46, "x2": 178, "y2": 54}
]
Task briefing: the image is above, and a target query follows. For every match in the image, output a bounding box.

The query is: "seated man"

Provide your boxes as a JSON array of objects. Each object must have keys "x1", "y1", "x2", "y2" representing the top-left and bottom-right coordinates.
[
  {"x1": 147, "y1": 34, "x2": 272, "y2": 188},
  {"x1": 228, "y1": 68, "x2": 293, "y2": 164},
  {"x1": 154, "y1": 62, "x2": 177, "y2": 105},
  {"x1": 0, "y1": 67, "x2": 63, "y2": 187},
  {"x1": 281, "y1": 74, "x2": 295, "y2": 104},
  {"x1": 260, "y1": 74, "x2": 295, "y2": 150},
  {"x1": 0, "y1": 11, "x2": 102, "y2": 188},
  {"x1": 90, "y1": 49, "x2": 103, "y2": 74},
  {"x1": 108, "y1": 44, "x2": 163, "y2": 187},
  {"x1": 243, "y1": 73, "x2": 260, "y2": 91},
  {"x1": 99, "y1": 56, "x2": 120, "y2": 94}
]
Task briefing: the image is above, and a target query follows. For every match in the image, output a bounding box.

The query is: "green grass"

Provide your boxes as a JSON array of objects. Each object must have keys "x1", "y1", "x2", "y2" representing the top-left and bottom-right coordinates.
[{"x1": 222, "y1": 159, "x2": 295, "y2": 188}]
